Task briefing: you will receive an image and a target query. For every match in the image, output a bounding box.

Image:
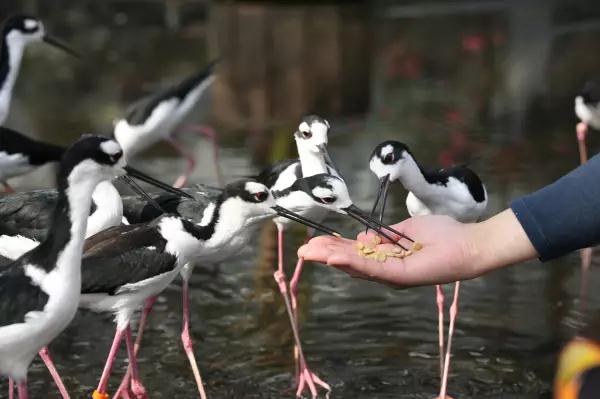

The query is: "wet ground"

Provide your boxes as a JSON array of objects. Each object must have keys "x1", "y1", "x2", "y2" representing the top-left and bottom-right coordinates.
[{"x1": 2, "y1": 2, "x2": 600, "y2": 398}]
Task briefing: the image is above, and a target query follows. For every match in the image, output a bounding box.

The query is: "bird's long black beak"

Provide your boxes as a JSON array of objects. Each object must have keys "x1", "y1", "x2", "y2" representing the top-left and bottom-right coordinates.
[
  {"x1": 124, "y1": 166, "x2": 194, "y2": 199},
  {"x1": 43, "y1": 35, "x2": 81, "y2": 58},
  {"x1": 344, "y1": 204, "x2": 413, "y2": 250},
  {"x1": 317, "y1": 144, "x2": 341, "y2": 176},
  {"x1": 273, "y1": 205, "x2": 340, "y2": 237},
  {"x1": 119, "y1": 175, "x2": 166, "y2": 214},
  {"x1": 367, "y1": 174, "x2": 391, "y2": 233}
]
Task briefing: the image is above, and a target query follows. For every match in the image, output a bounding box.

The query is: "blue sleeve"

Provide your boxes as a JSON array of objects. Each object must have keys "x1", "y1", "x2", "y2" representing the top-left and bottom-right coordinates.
[{"x1": 510, "y1": 153, "x2": 600, "y2": 261}]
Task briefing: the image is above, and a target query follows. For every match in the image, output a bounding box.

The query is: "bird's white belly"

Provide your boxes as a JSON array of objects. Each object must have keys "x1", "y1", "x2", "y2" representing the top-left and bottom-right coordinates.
[
  {"x1": 406, "y1": 191, "x2": 486, "y2": 223},
  {"x1": 79, "y1": 267, "x2": 181, "y2": 329},
  {"x1": 0, "y1": 279, "x2": 80, "y2": 381},
  {"x1": 0, "y1": 152, "x2": 34, "y2": 180},
  {"x1": 576, "y1": 98, "x2": 600, "y2": 130}
]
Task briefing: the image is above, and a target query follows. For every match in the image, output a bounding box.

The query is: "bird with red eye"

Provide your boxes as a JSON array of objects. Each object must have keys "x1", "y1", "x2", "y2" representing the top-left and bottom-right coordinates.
[
  {"x1": 269, "y1": 173, "x2": 416, "y2": 398},
  {"x1": 254, "y1": 191, "x2": 268, "y2": 202},
  {"x1": 383, "y1": 152, "x2": 395, "y2": 164}
]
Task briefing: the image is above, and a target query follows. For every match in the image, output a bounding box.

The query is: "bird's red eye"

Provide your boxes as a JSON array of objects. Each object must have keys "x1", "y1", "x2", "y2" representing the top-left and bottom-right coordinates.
[
  {"x1": 302, "y1": 131, "x2": 313, "y2": 139},
  {"x1": 383, "y1": 153, "x2": 394, "y2": 164},
  {"x1": 254, "y1": 191, "x2": 268, "y2": 201},
  {"x1": 321, "y1": 196, "x2": 335, "y2": 204}
]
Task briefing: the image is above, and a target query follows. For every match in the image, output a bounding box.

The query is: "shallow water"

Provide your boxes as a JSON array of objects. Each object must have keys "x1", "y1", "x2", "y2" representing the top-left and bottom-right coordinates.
[{"x1": 2, "y1": 2, "x2": 600, "y2": 398}]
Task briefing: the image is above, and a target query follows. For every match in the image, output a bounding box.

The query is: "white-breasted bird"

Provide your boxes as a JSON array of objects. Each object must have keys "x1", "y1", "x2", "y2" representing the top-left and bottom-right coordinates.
[
  {"x1": 113, "y1": 61, "x2": 221, "y2": 187},
  {"x1": 0, "y1": 14, "x2": 79, "y2": 126},
  {"x1": 0, "y1": 134, "x2": 125, "y2": 399},
  {"x1": 369, "y1": 140, "x2": 487, "y2": 399}
]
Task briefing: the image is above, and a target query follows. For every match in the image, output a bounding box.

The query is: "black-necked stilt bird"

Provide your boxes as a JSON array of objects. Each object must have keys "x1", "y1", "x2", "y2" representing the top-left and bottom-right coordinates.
[
  {"x1": 575, "y1": 81, "x2": 600, "y2": 165},
  {"x1": 113, "y1": 61, "x2": 222, "y2": 188},
  {"x1": 0, "y1": 126, "x2": 65, "y2": 192},
  {"x1": 83, "y1": 178, "x2": 338, "y2": 399},
  {"x1": 270, "y1": 172, "x2": 414, "y2": 398},
  {"x1": 255, "y1": 115, "x2": 342, "y2": 394},
  {"x1": 0, "y1": 134, "x2": 124, "y2": 399},
  {"x1": 0, "y1": 14, "x2": 79, "y2": 126},
  {"x1": 369, "y1": 140, "x2": 487, "y2": 399},
  {"x1": 574, "y1": 81, "x2": 599, "y2": 314}
]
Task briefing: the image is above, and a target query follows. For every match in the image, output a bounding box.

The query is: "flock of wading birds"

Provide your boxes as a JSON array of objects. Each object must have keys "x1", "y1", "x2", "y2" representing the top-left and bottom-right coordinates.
[{"x1": 1, "y1": 12, "x2": 599, "y2": 399}]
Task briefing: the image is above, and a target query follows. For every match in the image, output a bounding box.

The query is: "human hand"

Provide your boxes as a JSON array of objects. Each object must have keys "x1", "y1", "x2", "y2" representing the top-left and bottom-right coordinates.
[{"x1": 297, "y1": 210, "x2": 537, "y2": 288}]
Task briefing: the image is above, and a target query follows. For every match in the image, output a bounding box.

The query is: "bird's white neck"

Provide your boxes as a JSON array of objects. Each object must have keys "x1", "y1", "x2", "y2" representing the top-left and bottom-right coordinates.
[
  {"x1": 296, "y1": 141, "x2": 328, "y2": 177},
  {"x1": 86, "y1": 181, "x2": 123, "y2": 238},
  {"x1": 395, "y1": 155, "x2": 437, "y2": 200},
  {"x1": 0, "y1": 32, "x2": 27, "y2": 124}
]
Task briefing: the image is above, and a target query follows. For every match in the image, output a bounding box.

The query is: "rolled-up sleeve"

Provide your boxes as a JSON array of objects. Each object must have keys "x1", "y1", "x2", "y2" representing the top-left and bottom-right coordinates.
[{"x1": 510, "y1": 153, "x2": 600, "y2": 261}]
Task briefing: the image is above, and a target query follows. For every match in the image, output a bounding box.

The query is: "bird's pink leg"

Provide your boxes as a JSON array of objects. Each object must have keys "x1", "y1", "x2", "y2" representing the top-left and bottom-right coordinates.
[
  {"x1": 576, "y1": 122, "x2": 592, "y2": 319},
  {"x1": 181, "y1": 279, "x2": 208, "y2": 399},
  {"x1": 182, "y1": 124, "x2": 224, "y2": 186},
  {"x1": 124, "y1": 326, "x2": 148, "y2": 399},
  {"x1": 94, "y1": 327, "x2": 125, "y2": 398},
  {"x1": 579, "y1": 247, "x2": 593, "y2": 317},
  {"x1": 167, "y1": 137, "x2": 196, "y2": 188},
  {"x1": 2, "y1": 182, "x2": 15, "y2": 193},
  {"x1": 8, "y1": 378, "x2": 14, "y2": 399},
  {"x1": 114, "y1": 296, "x2": 157, "y2": 399},
  {"x1": 576, "y1": 122, "x2": 588, "y2": 164},
  {"x1": 438, "y1": 282, "x2": 460, "y2": 399},
  {"x1": 38, "y1": 346, "x2": 70, "y2": 398},
  {"x1": 16, "y1": 380, "x2": 27, "y2": 399},
  {"x1": 436, "y1": 284, "x2": 445, "y2": 380},
  {"x1": 289, "y1": 256, "x2": 331, "y2": 399}
]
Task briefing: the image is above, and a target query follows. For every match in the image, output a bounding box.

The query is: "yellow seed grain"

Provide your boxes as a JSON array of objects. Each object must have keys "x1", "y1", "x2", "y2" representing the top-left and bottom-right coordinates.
[
  {"x1": 412, "y1": 242, "x2": 423, "y2": 251},
  {"x1": 356, "y1": 242, "x2": 365, "y2": 250},
  {"x1": 376, "y1": 252, "x2": 387, "y2": 262}
]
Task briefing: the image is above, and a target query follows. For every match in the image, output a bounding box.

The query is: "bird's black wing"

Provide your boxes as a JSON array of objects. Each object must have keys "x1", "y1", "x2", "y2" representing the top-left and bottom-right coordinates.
[
  {"x1": 0, "y1": 264, "x2": 49, "y2": 327},
  {"x1": 0, "y1": 127, "x2": 64, "y2": 165},
  {"x1": 81, "y1": 221, "x2": 177, "y2": 295},
  {"x1": 445, "y1": 165, "x2": 486, "y2": 203},
  {"x1": 255, "y1": 158, "x2": 300, "y2": 188},
  {"x1": 0, "y1": 190, "x2": 60, "y2": 241},
  {"x1": 124, "y1": 61, "x2": 217, "y2": 126},
  {"x1": 81, "y1": 247, "x2": 177, "y2": 295}
]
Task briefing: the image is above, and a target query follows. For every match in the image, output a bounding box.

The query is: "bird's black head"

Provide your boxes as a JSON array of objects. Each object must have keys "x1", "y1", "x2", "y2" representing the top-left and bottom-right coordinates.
[
  {"x1": 580, "y1": 81, "x2": 600, "y2": 104},
  {"x1": 294, "y1": 114, "x2": 330, "y2": 145},
  {"x1": 221, "y1": 178, "x2": 272, "y2": 204},
  {"x1": 58, "y1": 135, "x2": 124, "y2": 184},
  {"x1": 2, "y1": 14, "x2": 42, "y2": 36},
  {"x1": 370, "y1": 140, "x2": 410, "y2": 164},
  {"x1": 288, "y1": 174, "x2": 352, "y2": 211},
  {"x1": 1, "y1": 14, "x2": 80, "y2": 57}
]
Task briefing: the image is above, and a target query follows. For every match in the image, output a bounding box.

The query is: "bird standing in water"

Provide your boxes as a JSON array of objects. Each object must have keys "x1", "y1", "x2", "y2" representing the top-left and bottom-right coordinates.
[
  {"x1": 574, "y1": 81, "x2": 600, "y2": 314},
  {"x1": 0, "y1": 135, "x2": 125, "y2": 399},
  {"x1": 369, "y1": 141, "x2": 487, "y2": 399},
  {"x1": 113, "y1": 61, "x2": 222, "y2": 187}
]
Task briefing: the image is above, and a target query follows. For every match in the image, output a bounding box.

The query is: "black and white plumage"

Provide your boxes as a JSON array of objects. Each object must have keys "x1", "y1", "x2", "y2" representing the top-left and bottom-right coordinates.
[
  {"x1": 257, "y1": 115, "x2": 339, "y2": 191},
  {"x1": 0, "y1": 126, "x2": 64, "y2": 190},
  {"x1": 113, "y1": 61, "x2": 217, "y2": 158},
  {"x1": 369, "y1": 140, "x2": 487, "y2": 399},
  {"x1": 1, "y1": 178, "x2": 335, "y2": 399},
  {"x1": 575, "y1": 80, "x2": 600, "y2": 130},
  {"x1": 0, "y1": 163, "x2": 191, "y2": 244},
  {"x1": 369, "y1": 140, "x2": 487, "y2": 223},
  {"x1": 0, "y1": 14, "x2": 79, "y2": 125},
  {"x1": 0, "y1": 134, "x2": 124, "y2": 397}
]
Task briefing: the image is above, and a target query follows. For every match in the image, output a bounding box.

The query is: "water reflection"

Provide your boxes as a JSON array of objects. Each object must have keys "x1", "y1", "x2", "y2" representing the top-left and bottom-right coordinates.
[{"x1": 2, "y1": 1, "x2": 600, "y2": 397}]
